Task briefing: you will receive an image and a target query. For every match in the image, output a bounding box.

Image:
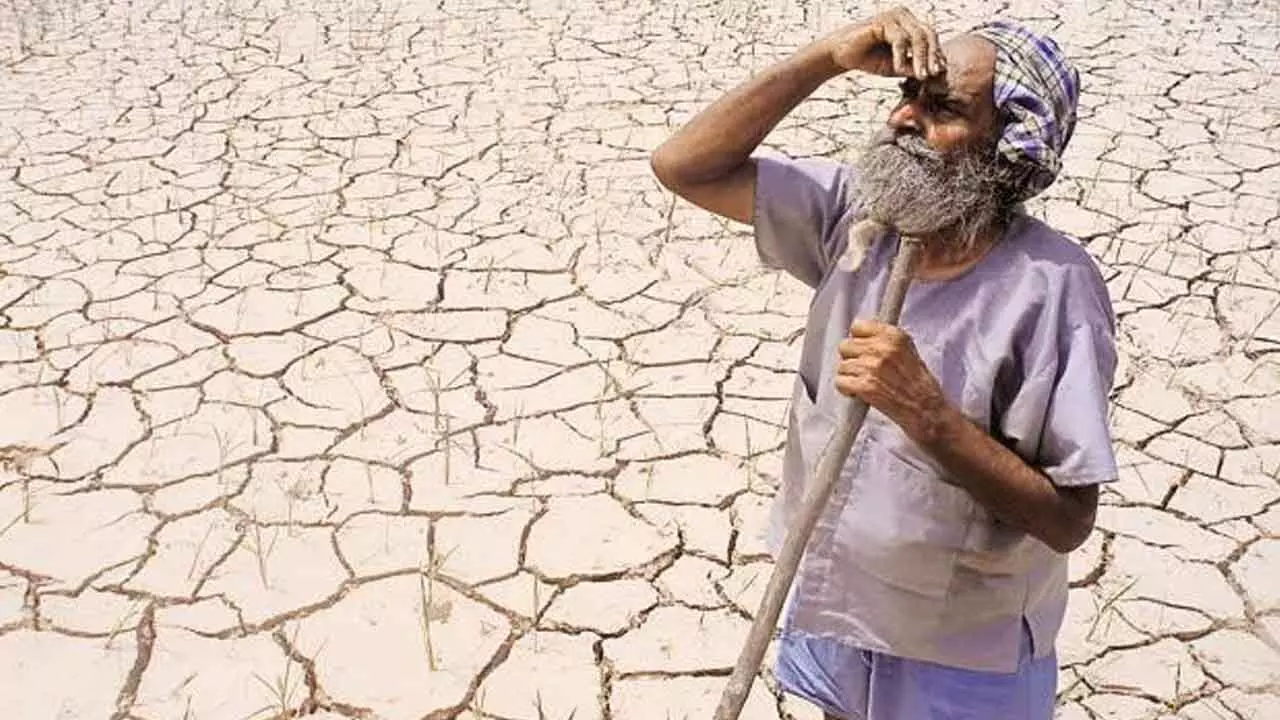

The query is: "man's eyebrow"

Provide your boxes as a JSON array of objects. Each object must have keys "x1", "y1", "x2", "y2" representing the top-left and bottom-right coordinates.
[
  {"x1": 900, "y1": 78, "x2": 977, "y2": 112},
  {"x1": 918, "y1": 75, "x2": 961, "y2": 98},
  {"x1": 934, "y1": 83, "x2": 975, "y2": 106}
]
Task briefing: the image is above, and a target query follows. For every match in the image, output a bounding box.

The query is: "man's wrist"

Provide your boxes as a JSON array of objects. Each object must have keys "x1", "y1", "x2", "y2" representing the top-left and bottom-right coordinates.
[
  {"x1": 789, "y1": 38, "x2": 845, "y2": 84},
  {"x1": 911, "y1": 396, "x2": 967, "y2": 454}
]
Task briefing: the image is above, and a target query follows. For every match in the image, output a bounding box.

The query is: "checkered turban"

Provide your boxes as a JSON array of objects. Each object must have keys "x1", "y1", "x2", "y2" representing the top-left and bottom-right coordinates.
[{"x1": 970, "y1": 20, "x2": 1081, "y2": 201}]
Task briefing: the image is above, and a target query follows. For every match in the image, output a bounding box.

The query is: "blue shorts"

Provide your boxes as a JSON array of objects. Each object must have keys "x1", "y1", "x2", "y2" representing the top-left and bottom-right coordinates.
[{"x1": 775, "y1": 621, "x2": 1058, "y2": 720}]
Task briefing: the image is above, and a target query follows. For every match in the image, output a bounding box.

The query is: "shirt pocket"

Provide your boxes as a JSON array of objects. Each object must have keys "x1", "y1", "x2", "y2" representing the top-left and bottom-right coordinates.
[
  {"x1": 838, "y1": 435, "x2": 977, "y2": 599},
  {"x1": 791, "y1": 372, "x2": 837, "y2": 471}
]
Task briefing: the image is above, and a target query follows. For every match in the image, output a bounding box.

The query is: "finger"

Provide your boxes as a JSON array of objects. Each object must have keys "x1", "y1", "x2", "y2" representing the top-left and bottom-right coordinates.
[
  {"x1": 906, "y1": 24, "x2": 930, "y2": 78},
  {"x1": 886, "y1": 8, "x2": 923, "y2": 74},
  {"x1": 836, "y1": 372, "x2": 885, "y2": 403},
  {"x1": 837, "y1": 357, "x2": 871, "y2": 376},
  {"x1": 892, "y1": 39, "x2": 911, "y2": 77},
  {"x1": 838, "y1": 334, "x2": 882, "y2": 358},
  {"x1": 837, "y1": 337, "x2": 862, "y2": 358},
  {"x1": 889, "y1": 5, "x2": 917, "y2": 23},
  {"x1": 885, "y1": 23, "x2": 911, "y2": 77},
  {"x1": 853, "y1": 323, "x2": 911, "y2": 351},
  {"x1": 849, "y1": 320, "x2": 890, "y2": 337},
  {"x1": 924, "y1": 23, "x2": 945, "y2": 75},
  {"x1": 834, "y1": 374, "x2": 867, "y2": 399}
]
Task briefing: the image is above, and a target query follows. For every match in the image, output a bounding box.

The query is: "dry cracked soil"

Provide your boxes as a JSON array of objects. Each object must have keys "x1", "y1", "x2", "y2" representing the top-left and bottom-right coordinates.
[{"x1": 0, "y1": 0, "x2": 1278, "y2": 719}]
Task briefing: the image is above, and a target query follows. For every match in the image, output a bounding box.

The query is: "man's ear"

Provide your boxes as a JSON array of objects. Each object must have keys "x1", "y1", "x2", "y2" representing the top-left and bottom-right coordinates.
[
  {"x1": 993, "y1": 154, "x2": 1033, "y2": 219},
  {"x1": 988, "y1": 108, "x2": 1012, "y2": 144}
]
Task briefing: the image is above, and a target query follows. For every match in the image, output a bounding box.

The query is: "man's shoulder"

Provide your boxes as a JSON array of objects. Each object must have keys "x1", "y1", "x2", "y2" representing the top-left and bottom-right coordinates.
[
  {"x1": 756, "y1": 152, "x2": 858, "y2": 202},
  {"x1": 1006, "y1": 215, "x2": 1108, "y2": 282},
  {"x1": 1004, "y1": 214, "x2": 1115, "y2": 325}
]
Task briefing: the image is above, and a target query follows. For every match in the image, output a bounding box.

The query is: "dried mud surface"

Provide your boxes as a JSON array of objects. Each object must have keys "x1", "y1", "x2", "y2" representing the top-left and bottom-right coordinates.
[{"x1": 0, "y1": 1, "x2": 1277, "y2": 718}]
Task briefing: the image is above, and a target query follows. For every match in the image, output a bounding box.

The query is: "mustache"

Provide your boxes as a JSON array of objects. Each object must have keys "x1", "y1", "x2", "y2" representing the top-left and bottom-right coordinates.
[{"x1": 872, "y1": 129, "x2": 944, "y2": 163}]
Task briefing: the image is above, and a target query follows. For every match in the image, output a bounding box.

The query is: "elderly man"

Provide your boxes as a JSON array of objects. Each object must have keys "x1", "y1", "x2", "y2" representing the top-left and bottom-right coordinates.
[{"x1": 651, "y1": 7, "x2": 1118, "y2": 720}]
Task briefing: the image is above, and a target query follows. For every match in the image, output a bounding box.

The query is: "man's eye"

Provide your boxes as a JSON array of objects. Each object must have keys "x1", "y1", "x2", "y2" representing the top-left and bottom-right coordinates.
[{"x1": 925, "y1": 97, "x2": 963, "y2": 119}]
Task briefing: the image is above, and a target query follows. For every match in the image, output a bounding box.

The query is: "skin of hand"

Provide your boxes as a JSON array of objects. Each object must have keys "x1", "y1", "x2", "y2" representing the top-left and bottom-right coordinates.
[
  {"x1": 826, "y1": 5, "x2": 948, "y2": 80},
  {"x1": 834, "y1": 320, "x2": 947, "y2": 442}
]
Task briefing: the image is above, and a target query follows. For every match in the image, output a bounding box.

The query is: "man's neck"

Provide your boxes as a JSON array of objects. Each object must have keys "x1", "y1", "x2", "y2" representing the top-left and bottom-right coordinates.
[{"x1": 910, "y1": 219, "x2": 1006, "y2": 281}]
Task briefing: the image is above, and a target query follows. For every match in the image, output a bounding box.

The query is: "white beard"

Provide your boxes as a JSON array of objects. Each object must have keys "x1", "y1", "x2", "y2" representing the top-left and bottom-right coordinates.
[{"x1": 839, "y1": 129, "x2": 1013, "y2": 272}]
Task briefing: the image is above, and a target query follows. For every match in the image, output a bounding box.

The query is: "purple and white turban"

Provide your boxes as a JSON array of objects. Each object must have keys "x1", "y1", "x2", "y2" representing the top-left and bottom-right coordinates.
[{"x1": 970, "y1": 20, "x2": 1081, "y2": 201}]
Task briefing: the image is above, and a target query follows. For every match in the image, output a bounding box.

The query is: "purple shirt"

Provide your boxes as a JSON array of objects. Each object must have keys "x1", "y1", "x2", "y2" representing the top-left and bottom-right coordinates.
[{"x1": 754, "y1": 152, "x2": 1120, "y2": 673}]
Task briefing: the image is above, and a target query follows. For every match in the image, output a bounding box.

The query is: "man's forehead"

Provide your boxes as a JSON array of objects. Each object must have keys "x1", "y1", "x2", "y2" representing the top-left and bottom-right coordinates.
[{"x1": 932, "y1": 34, "x2": 997, "y2": 104}]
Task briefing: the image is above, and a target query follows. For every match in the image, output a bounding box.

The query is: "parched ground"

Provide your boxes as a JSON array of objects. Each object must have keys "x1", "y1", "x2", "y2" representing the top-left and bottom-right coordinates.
[{"x1": 0, "y1": 0, "x2": 1277, "y2": 718}]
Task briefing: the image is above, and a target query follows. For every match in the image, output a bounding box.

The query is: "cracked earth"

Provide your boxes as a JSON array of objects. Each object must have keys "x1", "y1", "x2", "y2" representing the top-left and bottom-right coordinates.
[{"x1": 0, "y1": 0, "x2": 1277, "y2": 718}]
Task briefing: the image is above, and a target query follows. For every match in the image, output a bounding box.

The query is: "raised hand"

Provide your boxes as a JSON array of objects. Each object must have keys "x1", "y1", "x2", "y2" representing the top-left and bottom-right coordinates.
[{"x1": 825, "y1": 6, "x2": 947, "y2": 80}]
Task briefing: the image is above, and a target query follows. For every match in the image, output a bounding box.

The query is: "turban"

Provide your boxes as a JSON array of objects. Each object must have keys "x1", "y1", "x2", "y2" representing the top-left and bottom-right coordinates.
[{"x1": 970, "y1": 20, "x2": 1081, "y2": 201}]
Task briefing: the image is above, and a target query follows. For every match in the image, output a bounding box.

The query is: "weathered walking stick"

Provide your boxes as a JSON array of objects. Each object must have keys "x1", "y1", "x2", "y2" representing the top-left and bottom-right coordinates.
[{"x1": 712, "y1": 234, "x2": 923, "y2": 720}]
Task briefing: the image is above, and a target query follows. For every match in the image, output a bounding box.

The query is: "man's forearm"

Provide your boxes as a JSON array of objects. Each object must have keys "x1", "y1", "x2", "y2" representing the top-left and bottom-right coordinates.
[
  {"x1": 651, "y1": 40, "x2": 842, "y2": 186},
  {"x1": 914, "y1": 403, "x2": 1098, "y2": 554}
]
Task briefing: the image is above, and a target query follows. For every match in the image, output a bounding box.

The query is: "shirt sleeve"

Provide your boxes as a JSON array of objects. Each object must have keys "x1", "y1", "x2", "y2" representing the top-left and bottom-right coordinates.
[
  {"x1": 1035, "y1": 321, "x2": 1121, "y2": 486},
  {"x1": 752, "y1": 153, "x2": 854, "y2": 289},
  {"x1": 997, "y1": 265, "x2": 1120, "y2": 487}
]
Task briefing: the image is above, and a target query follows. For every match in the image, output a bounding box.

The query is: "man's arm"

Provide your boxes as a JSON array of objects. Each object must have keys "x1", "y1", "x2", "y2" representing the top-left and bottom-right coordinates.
[
  {"x1": 650, "y1": 7, "x2": 946, "y2": 225},
  {"x1": 917, "y1": 405, "x2": 1099, "y2": 554},
  {"x1": 649, "y1": 45, "x2": 838, "y2": 225}
]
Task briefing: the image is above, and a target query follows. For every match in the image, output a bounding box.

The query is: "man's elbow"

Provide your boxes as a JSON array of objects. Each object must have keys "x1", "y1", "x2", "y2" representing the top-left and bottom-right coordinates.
[
  {"x1": 649, "y1": 146, "x2": 685, "y2": 191},
  {"x1": 1046, "y1": 519, "x2": 1094, "y2": 554},
  {"x1": 1034, "y1": 480, "x2": 1099, "y2": 554},
  {"x1": 649, "y1": 143, "x2": 723, "y2": 191},
  {"x1": 646, "y1": 150, "x2": 755, "y2": 226},
  {"x1": 1047, "y1": 496, "x2": 1100, "y2": 553}
]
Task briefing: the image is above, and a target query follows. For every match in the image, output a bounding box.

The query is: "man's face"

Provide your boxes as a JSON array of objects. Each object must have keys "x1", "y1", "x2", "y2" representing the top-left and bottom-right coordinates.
[
  {"x1": 853, "y1": 35, "x2": 1014, "y2": 246},
  {"x1": 888, "y1": 35, "x2": 1000, "y2": 156}
]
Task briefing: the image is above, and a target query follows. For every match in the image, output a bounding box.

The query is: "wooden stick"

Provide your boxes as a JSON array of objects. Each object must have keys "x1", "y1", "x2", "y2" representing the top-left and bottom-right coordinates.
[{"x1": 713, "y1": 236, "x2": 923, "y2": 720}]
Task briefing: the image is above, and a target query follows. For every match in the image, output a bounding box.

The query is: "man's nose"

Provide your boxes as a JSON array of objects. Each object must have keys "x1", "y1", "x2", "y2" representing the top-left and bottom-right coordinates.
[{"x1": 888, "y1": 102, "x2": 922, "y2": 134}]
